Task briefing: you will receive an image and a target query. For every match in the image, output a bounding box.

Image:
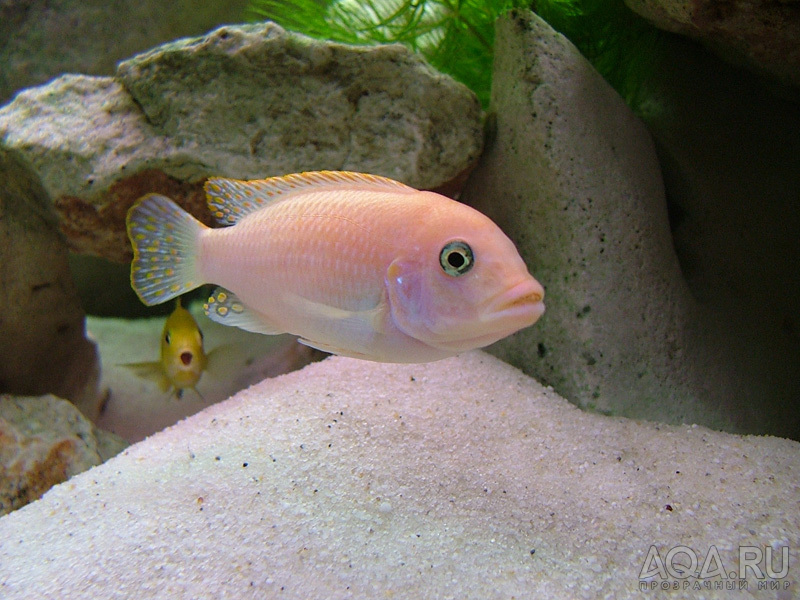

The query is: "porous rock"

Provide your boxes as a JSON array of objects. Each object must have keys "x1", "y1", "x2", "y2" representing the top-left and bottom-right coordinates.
[
  {"x1": 625, "y1": 0, "x2": 800, "y2": 91},
  {"x1": 0, "y1": 394, "x2": 127, "y2": 517},
  {"x1": 462, "y1": 11, "x2": 787, "y2": 435},
  {"x1": 0, "y1": 21, "x2": 483, "y2": 263},
  {"x1": 0, "y1": 149, "x2": 103, "y2": 417},
  {"x1": 0, "y1": 352, "x2": 796, "y2": 598}
]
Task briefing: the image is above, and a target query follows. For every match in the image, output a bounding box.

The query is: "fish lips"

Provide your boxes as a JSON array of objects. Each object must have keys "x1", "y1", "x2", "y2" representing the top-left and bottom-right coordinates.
[
  {"x1": 484, "y1": 278, "x2": 545, "y2": 328},
  {"x1": 172, "y1": 345, "x2": 199, "y2": 371}
]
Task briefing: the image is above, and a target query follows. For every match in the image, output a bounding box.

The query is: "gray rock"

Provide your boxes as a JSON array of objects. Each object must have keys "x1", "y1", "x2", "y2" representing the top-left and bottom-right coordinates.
[
  {"x1": 625, "y1": 0, "x2": 800, "y2": 91},
  {"x1": 0, "y1": 394, "x2": 127, "y2": 516},
  {"x1": 0, "y1": 0, "x2": 249, "y2": 105},
  {"x1": 116, "y1": 22, "x2": 481, "y2": 189},
  {"x1": 0, "y1": 21, "x2": 483, "y2": 262},
  {"x1": 462, "y1": 10, "x2": 789, "y2": 435},
  {"x1": 0, "y1": 352, "x2": 797, "y2": 598},
  {"x1": 0, "y1": 149, "x2": 103, "y2": 418}
]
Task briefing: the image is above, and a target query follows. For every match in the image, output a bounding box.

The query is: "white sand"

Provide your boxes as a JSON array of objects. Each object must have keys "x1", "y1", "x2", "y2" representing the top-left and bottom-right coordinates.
[{"x1": 0, "y1": 351, "x2": 797, "y2": 599}]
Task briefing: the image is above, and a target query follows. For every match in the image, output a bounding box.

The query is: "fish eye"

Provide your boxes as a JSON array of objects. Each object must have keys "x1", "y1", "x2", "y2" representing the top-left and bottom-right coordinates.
[
  {"x1": 439, "y1": 241, "x2": 474, "y2": 276},
  {"x1": 165, "y1": 331, "x2": 171, "y2": 345}
]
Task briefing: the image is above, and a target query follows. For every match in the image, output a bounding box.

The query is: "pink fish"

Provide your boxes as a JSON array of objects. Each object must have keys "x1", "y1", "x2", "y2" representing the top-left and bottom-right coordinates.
[{"x1": 126, "y1": 171, "x2": 544, "y2": 363}]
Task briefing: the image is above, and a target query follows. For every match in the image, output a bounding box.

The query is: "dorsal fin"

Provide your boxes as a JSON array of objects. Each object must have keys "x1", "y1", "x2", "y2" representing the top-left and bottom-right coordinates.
[{"x1": 204, "y1": 171, "x2": 416, "y2": 225}]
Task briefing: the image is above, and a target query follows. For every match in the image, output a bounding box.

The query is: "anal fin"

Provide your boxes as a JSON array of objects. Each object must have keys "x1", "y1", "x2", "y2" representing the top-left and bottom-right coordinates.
[{"x1": 297, "y1": 337, "x2": 372, "y2": 360}]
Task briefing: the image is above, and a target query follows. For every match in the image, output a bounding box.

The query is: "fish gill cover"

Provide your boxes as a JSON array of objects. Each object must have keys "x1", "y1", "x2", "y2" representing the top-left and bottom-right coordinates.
[{"x1": 246, "y1": 0, "x2": 665, "y2": 112}]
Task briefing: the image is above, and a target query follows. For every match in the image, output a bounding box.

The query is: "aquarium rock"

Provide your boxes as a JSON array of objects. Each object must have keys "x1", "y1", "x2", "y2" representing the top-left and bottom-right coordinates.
[
  {"x1": 0, "y1": 0, "x2": 249, "y2": 105},
  {"x1": 462, "y1": 10, "x2": 789, "y2": 435},
  {"x1": 0, "y1": 352, "x2": 797, "y2": 598},
  {"x1": 0, "y1": 21, "x2": 482, "y2": 263},
  {"x1": 0, "y1": 149, "x2": 103, "y2": 418},
  {"x1": 625, "y1": 0, "x2": 800, "y2": 91},
  {"x1": 0, "y1": 394, "x2": 127, "y2": 517}
]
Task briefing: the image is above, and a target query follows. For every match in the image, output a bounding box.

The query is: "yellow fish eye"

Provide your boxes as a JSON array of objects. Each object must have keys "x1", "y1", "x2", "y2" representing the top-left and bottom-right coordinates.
[{"x1": 440, "y1": 241, "x2": 474, "y2": 276}]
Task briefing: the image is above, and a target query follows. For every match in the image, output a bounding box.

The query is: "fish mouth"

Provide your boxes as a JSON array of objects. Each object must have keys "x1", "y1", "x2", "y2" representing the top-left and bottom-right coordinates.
[
  {"x1": 424, "y1": 278, "x2": 545, "y2": 354},
  {"x1": 486, "y1": 278, "x2": 545, "y2": 326}
]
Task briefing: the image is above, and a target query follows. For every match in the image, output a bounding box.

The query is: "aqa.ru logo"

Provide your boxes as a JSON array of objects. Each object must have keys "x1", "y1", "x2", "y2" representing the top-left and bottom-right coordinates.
[{"x1": 639, "y1": 545, "x2": 791, "y2": 593}]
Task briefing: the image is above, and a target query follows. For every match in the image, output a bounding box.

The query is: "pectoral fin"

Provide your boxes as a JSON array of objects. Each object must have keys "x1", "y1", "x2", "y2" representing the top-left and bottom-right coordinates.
[
  {"x1": 119, "y1": 361, "x2": 162, "y2": 380},
  {"x1": 203, "y1": 288, "x2": 283, "y2": 335},
  {"x1": 204, "y1": 343, "x2": 235, "y2": 378},
  {"x1": 118, "y1": 361, "x2": 171, "y2": 391}
]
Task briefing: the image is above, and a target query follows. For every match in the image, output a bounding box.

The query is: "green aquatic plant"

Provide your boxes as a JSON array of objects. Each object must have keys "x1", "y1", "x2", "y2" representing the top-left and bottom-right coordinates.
[
  {"x1": 246, "y1": 0, "x2": 664, "y2": 111},
  {"x1": 247, "y1": 0, "x2": 528, "y2": 108}
]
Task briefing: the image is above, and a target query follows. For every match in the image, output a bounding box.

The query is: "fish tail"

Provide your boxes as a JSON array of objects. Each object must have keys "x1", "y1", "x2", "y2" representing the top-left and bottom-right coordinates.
[{"x1": 127, "y1": 194, "x2": 207, "y2": 306}]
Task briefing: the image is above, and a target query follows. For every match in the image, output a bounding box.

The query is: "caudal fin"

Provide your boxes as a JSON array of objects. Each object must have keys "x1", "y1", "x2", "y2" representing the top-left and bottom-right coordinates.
[{"x1": 127, "y1": 194, "x2": 207, "y2": 306}]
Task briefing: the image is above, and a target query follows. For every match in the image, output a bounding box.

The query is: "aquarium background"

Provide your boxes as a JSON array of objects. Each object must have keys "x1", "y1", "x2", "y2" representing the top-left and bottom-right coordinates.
[{"x1": 1, "y1": 2, "x2": 799, "y2": 596}]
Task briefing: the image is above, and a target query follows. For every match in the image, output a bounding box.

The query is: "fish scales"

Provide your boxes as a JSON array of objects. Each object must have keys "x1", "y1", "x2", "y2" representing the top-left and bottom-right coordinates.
[{"x1": 201, "y1": 190, "x2": 415, "y2": 315}]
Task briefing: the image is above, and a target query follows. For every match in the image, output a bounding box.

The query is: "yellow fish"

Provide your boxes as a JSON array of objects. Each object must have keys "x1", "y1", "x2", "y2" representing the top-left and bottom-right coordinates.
[
  {"x1": 121, "y1": 299, "x2": 208, "y2": 398},
  {"x1": 126, "y1": 171, "x2": 544, "y2": 363}
]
